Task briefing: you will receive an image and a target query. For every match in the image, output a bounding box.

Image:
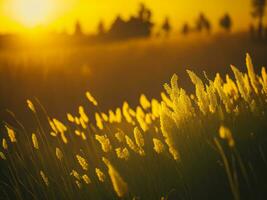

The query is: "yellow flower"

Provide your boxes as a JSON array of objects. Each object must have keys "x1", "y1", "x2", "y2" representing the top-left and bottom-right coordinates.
[
  {"x1": 95, "y1": 168, "x2": 106, "y2": 182},
  {"x1": 95, "y1": 113, "x2": 104, "y2": 130},
  {"x1": 67, "y1": 113, "x2": 75, "y2": 122},
  {"x1": 27, "y1": 99, "x2": 36, "y2": 113},
  {"x1": 101, "y1": 112, "x2": 109, "y2": 122},
  {"x1": 53, "y1": 119, "x2": 67, "y2": 133},
  {"x1": 76, "y1": 154, "x2": 89, "y2": 171},
  {"x1": 40, "y1": 170, "x2": 49, "y2": 186},
  {"x1": 60, "y1": 132, "x2": 68, "y2": 144},
  {"x1": 160, "y1": 103, "x2": 180, "y2": 160},
  {"x1": 5, "y1": 126, "x2": 16, "y2": 143},
  {"x1": 0, "y1": 151, "x2": 6, "y2": 160},
  {"x1": 140, "y1": 94, "x2": 151, "y2": 110},
  {"x1": 219, "y1": 125, "x2": 235, "y2": 147},
  {"x1": 79, "y1": 117, "x2": 87, "y2": 129},
  {"x1": 115, "y1": 130, "x2": 125, "y2": 143},
  {"x1": 75, "y1": 130, "x2": 81, "y2": 136},
  {"x1": 56, "y1": 147, "x2": 63, "y2": 161},
  {"x1": 102, "y1": 157, "x2": 128, "y2": 198},
  {"x1": 122, "y1": 102, "x2": 134, "y2": 124},
  {"x1": 115, "y1": 147, "x2": 130, "y2": 160},
  {"x1": 134, "y1": 127, "x2": 144, "y2": 148},
  {"x1": 75, "y1": 180, "x2": 82, "y2": 189},
  {"x1": 32, "y1": 133, "x2": 39, "y2": 149},
  {"x1": 70, "y1": 169, "x2": 81, "y2": 180},
  {"x1": 82, "y1": 174, "x2": 91, "y2": 184},
  {"x1": 95, "y1": 135, "x2": 112, "y2": 153},
  {"x1": 2, "y1": 138, "x2": 8, "y2": 150},
  {"x1": 125, "y1": 135, "x2": 139, "y2": 154},
  {"x1": 79, "y1": 106, "x2": 89, "y2": 123},
  {"x1": 85, "y1": 91, "x2": 98, "y2": 106},
  {"x1": 81, "y1": 132, "x2": 87, "y2": 140},
  {"x1": 153, "y1": 138, "x2": 164, "y2": 154}
]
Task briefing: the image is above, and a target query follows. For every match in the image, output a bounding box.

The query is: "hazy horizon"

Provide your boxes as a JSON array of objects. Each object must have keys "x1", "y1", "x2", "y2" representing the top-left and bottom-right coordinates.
[{"x1": 0, "y1": 0, "x2": 254, "y2": 34}]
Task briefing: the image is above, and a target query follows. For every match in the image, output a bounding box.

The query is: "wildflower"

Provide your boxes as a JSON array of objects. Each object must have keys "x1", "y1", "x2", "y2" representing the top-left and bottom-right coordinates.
[
  {"x1": 145, "y1": 114, "x2": 152, "y2": 124},
  {"x1": 67, "y1": 113, "x2": 75, "y2": 122},
  {"x1": 134, "y1": 127, "x2": 144, "y2": 148},
  {"x1": 79, "y1": 117, "x2": 87, "y2": 129},
  {"x1": 85, "y1": 91, "x2": 98, "y2": 106},
  {"x1": 115, "y1": 147, "x2": 130, "y2": 160},
  {"x1": 115, "y1": 130, "x2": 125, "y2": 143},
  {"x1": 5, "y1": 126, "x2": 16, "y2": 143},
  {"x1": 153, "y1": 138, "x2": 164, "y2": 154},
  {"x1": 0, "y1": 151, "x2": 6, "y2": 160},
  {"x1": 161, "y1": 92, "x2": 173, "y2": 108},
  {"x1": 60, "y1": 132, "x2": 68, "y2": 144},
  {"x1": 82, "y1": 174, "x2": 91, "y2": 184},
  {"x1": 122, "y1": 102, "x2": 134, "y2": 124},
  {"x1": 136, "y1": 106, "x2": 148, "y2": 132},
  {"x1": 32, "y1": 133, "x2": 39, "y2": 149},
  {"x1": 27, "y1": 99, "x2": 36, "y2": 113},
  {"x1": 246, "y1": 53, "x2": 259, "y2": 94},
  {"x1": 50, "y1": 132, "x2": 57, "y2": 137},
  {"x1": 56, "y1": 147, "x2": 63, "y2": 161},
  {"x1": 75, "y1": 130, "x2": 81, "y2": 136},
  {"x1": 231, "y1": 65, "x2": 252, "y2": 103},
  {"x1": 75, "y1": 180, "x2": 82, "y2": 188},
  {"x1": 95, "y1": 113, "x2": 104, "y2": 130},
  {"x1": 76, "y1": 154, "x2": 89, "y2": 171},
  {"x1": 79, "y1": 106, "x2": 89, "y2": 123},
  {"x1": 219, "y1": 125, "x2": 235, "y2": 147},
  {"x1": 214, "y1": 73, "x2": 232, "y2": 113},
  {"x1": 40, "y1": 170, "x2": 49, "y2": 186},
  {"x1": 2, "y1": 138, "x2": 8, "y2": 150},
  {"x1": 140, "y1": 94, "x2": 151, "y2": 110},
  {"x1": 49, "y1": 119, "x2": 58, "y2": 134},
  {"x1": 115, "y1": 108, "x2": 122, "y2": 123},
  {"x1": 95, "y1": 135, "x2": 112, "y2": 153},
  {"x1": 95, "y1": 168, "x2": 106, "y2": 182},
  {"x1": 101, "y1": 112, "x2": 109, "y2": 121},
  {"x1": 187, "y1": 70, "x2": 209, "y2": 115},
  {"x1": 74, "y1": 117, "x2": 80, "y2": 125},
  {"x1": 53, "y1": 119, "x2": 67, "y2": 133},
  {"x1": 81, "y1": 132, "x2": 87, "y2": 140},
  {"x1": 151, "y1": 99, "x2": 161, "y2": 118},
  {"x1": 125, "y1": 135, "x2": 139, "y2": 154},
  {"x1": 70, "y1": 169, "x2": 81, "y2": 180},
  {"x1": 109, "y1": 110, "x2": 117, "y2": 123},
  {"x1": 160, "y1": 103, "x2": 180, "y2": 160},
  {"x1": 102, "y1": 157, "x2": 128, "y2": 197},
  {"x1": 260, "y1": 67, "x2": 267, "y2": 94}
]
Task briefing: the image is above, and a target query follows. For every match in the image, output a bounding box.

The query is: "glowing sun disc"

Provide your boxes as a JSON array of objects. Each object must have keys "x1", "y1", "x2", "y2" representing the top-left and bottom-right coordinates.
[{"x1": 12, "y1": 0, "x2": 52, "y2": 27}]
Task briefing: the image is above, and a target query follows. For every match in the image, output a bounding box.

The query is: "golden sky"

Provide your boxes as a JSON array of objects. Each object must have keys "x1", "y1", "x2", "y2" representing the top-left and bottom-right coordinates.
[{"x1": 0, "y1": 0, "x2": 252, "y2": 34}]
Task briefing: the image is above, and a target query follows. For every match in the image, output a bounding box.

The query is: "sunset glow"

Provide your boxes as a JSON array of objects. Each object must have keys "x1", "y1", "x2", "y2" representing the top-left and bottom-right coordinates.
[
  {"x1": 10, "y1": 0, "x2": 54, "y2": 27},
  {"x1": 0, "y1": 0, "x2": 251, "y2": 33}
]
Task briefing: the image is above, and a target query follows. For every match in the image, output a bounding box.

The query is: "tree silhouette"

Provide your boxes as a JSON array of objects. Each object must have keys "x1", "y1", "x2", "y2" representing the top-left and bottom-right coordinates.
[
  {"x1": 181, "y1": 23, "x2": 190, "y2": 35},
  {"x1": 251, "y1": 0, "x2": 266, "y2": 38},
  {"x1": 74, "y1": 21, "x2": 83, "y2": 35},
  {"x1": 107, "y1": 4, "x2": 154, "y2": 40},
  {"x1": 162, "y1": 17, "x2": 171, "y2": 37},
  {"x1": 219, "y1": 13, "x2": 232, "y2": 32},
  {"x1": 98, "y1": 21, "x2": 105, "y2": 35},
  {"x1": 138, "y1": 3, "x2": 152, "y2": 22},
  {"x1": 196, "y1": 13, "x2": 211, "y2": 33}
]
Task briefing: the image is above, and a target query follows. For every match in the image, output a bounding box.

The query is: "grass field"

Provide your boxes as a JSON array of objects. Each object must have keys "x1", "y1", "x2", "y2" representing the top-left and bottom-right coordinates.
[{"x1": 1, "y1": 52, "x2": 267, "y2": 199}]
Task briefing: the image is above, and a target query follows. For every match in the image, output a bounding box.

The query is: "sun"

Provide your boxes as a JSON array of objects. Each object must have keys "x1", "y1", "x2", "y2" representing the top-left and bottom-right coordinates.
[{"x1": 12, "y1": 0, "x2": 52, "y2": 27}]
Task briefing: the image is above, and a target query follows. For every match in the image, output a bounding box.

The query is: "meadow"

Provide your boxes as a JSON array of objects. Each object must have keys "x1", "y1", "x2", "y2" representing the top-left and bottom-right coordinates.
[{"x1": 1, "y1": 48, "x2": 267, "y2": 199}]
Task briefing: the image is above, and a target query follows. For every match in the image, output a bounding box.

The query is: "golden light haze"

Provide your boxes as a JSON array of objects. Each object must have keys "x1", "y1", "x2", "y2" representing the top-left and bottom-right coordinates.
[{"x1": 0, "y1": 0, "x2": 252, "y2": 34}]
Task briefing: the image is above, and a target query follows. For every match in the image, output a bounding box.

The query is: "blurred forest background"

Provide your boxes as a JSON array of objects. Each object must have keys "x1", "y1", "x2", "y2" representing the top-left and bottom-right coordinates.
[{"x1": 0, "y1": 1, "x2": 267, "y2": 125}]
